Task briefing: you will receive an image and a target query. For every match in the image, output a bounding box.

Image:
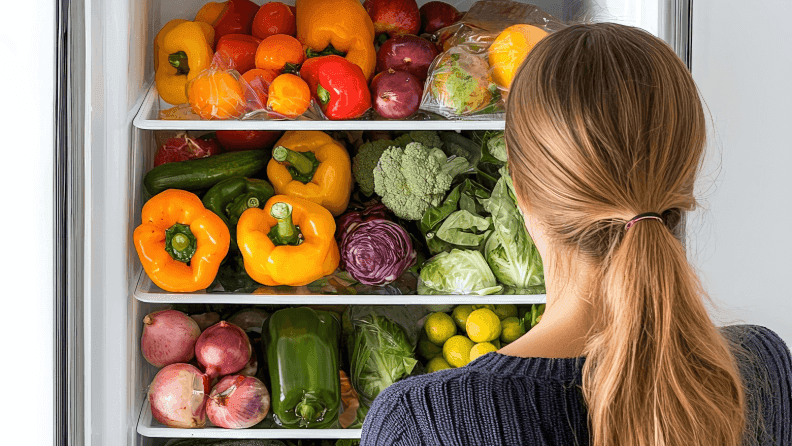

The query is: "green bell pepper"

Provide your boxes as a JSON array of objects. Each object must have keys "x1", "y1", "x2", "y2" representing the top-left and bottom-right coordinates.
[
  {"x1": 264, "y1": 307, "x2": 341, "y2": 429},
  {"x1": 202, "y1": 176, "x2": 275, "y2": 250}
]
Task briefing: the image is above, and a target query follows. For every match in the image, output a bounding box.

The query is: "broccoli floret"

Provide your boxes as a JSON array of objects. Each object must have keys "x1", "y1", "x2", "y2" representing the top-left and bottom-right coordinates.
[
  {"x1": 408, "y1": 131, "x2": 443, "y2": 150},
  {"x1": 374, "y1": 142, "x2": 457, "y2": 220},
  {"x1": 352, "y1": 135, "x2": 419, "y2": 196}
]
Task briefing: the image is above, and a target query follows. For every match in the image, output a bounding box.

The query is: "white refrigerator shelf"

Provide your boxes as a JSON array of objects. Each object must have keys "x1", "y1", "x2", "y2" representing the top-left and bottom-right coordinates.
[
  {"x1": 134, "y1": 272, "x2": 548, "y2": 305},
  {"x1": 137, "y1": 399, "x2": 362, "y2": 439},
  {"x1": 132, "y1": 83, "x2": 506, "y2": 131}
]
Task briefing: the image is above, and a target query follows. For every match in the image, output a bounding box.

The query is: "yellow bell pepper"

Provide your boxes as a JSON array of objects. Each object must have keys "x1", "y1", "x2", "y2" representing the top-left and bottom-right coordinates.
[
  {"x1": 237, "y1": 195, "x2": 340, "y2": 286},
  {"x1": 154, "y1": 20, "x2": 215, "y2": 105},
  {"x1": 266, "y1": 131, "x2": 353, "y2": 216},
  {"x1": 133, "y1": 189, "x2": 230, "y2": 292},
  {"x1": 295, "y1": 0, "x2": 376, "y2": 80}
]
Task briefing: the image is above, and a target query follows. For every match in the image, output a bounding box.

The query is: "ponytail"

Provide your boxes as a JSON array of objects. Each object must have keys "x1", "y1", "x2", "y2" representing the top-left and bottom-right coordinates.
[
  {"x1": 504, "y1": 22, "x2": 747, "y2": 446},
  {"x1": 582, "y1": 218, "x2": 745, "y2": 446}
]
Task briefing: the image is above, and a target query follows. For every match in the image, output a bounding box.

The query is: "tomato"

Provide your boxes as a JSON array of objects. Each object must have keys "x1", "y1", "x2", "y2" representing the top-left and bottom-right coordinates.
[
  {"x1": 251, "y1": 2, "x2": 296, "y2": 39},
  {"x1": 241, "y1": 68, "x2": 279, "y2": 109},
  {"x1": 215, "y1": 34, "x2": 262, "y2": 73},
  {"x1": 216, "y1": 130, "x2": 283, "y2": 151}
]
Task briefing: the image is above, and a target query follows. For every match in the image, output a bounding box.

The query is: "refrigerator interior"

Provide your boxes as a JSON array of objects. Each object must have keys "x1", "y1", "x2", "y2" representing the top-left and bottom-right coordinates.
[{"x1": 82, "y1": 0, "x2": 676, "y2": 445}]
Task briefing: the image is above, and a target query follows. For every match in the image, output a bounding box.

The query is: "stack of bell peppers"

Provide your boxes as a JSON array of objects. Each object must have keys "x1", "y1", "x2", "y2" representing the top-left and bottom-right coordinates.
[
  {"x1": 153, "y1": 0, "x2": 377, "y2": 120},
  {"x1": 134, "y1": 130, "x2": 352, "y2": 293}
]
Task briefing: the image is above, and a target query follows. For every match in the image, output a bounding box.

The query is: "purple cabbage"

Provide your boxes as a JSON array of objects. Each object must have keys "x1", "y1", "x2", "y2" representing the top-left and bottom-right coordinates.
[
  {"x1": 335, "y1": 203, "x2": 391, "y2": 241},
  {"x1": 339, "y1": 219, "x2": 417, "y2": 286}
]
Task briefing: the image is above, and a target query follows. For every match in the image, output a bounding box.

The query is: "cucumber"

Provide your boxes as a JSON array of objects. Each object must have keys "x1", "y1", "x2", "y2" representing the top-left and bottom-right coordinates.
[{"x1": 144, "y1": 151, "x2": 268, "y2": 197}]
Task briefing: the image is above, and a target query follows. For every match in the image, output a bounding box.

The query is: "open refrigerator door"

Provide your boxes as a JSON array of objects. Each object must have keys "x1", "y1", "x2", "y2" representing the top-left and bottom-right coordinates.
[{"x1": 64, "y1": 0, "x2": 692, "y2": 445}]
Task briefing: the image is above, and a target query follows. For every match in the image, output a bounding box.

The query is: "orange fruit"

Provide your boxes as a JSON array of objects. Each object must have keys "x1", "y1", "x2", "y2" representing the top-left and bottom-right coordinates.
[
  {"x1": 252, "y1": 2, "x2": 296, "y2": 39},
  {"x1": 241, "y1": 68, "x2": 279, "y2": 109},
  {"x1": 187, "y1": 70, "x2": 247, "y2": 120},
  {"x1": 267, "y1": 74, "x2": 310, "y2": 118},
  {"x1": 489, "y1": 24, "x2": 549, "y2": 89},
  {"x1": 255, "y1": 34, "x2": 305, "y2": 72}
]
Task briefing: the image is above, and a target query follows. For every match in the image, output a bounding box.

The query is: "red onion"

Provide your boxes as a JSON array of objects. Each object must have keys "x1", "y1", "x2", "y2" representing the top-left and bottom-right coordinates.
[
  {"x1": 239, "y1": 351, "x2": 258, "y2": 377},
  {"x1": 227, "y1": 308, "x2": 269, "y2": 334},
  {"x1": 141, "y1": 310, "x2": 201, "y2": 368},
  {"x1": 340, "y1": 218, "x2": 417, "y2": 285},
  {"x1": 206, "y1": 375, "x2": 270, "y2": 429},
  {"x1": 195, "y1": 321, "x2": 252, "y2": 379},
  {"x1": 148, "y1": 363, "x2": 209, "y2": 428},
  {"x1": 190, "y1": 312, "x2": 221, "y2": 331}
]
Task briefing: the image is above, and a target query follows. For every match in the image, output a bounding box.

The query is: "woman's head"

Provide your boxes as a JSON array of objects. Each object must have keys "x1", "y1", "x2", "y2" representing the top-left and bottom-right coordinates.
[{"x1": 505, "y1": 23, "x2": 745, "y2": 446}]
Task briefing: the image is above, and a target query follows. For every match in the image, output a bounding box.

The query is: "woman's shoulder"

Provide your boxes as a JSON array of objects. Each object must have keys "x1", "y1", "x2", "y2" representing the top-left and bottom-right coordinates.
[{"x1": 719, "y1": 324, "x2": 791, "y2": 362}]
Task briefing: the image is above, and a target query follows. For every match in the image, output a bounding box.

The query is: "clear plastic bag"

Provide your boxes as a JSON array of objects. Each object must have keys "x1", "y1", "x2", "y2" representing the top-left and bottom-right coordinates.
[{"x1": 420, "y1": 0, "x2": 565, "y2": 118}]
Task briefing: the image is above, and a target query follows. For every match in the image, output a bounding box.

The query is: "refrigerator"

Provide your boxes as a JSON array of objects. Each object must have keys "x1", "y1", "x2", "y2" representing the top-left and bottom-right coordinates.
[{"x1": 54, "y1": 0, "x2": 693, "y2": 444}]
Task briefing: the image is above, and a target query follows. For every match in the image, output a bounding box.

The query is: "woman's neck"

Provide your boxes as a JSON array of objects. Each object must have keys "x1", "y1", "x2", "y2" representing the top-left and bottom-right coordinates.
[{"x1": 498, "y1": 251, "x2": 596, "y2": 359}]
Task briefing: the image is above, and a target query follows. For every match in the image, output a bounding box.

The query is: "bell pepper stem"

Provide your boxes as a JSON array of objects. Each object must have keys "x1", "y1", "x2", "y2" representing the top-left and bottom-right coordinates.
[
  {"x1": 268, "y1": 202, "x2": 301, "y2": 246},
  {"x1": 168, "y1": 51, "x2": 190, "y2": 76},
  {"x1": 273, "y1": 146, "x2": 315, "y2": 176},
  {"x1": 164, "y1": 223, "x2": 197, "y2": 263},
  {"x1": 295, "y1": 393, "x2": 326, "y2": 425},
  {"x1": 316, "y1": 84, "x2": 331, "y2": 105}
]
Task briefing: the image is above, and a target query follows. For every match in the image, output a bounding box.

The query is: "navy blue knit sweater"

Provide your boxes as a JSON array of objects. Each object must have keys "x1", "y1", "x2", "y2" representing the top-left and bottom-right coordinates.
[{"x1": 360, "y1": 325, "x2": 792, "y2": 446}]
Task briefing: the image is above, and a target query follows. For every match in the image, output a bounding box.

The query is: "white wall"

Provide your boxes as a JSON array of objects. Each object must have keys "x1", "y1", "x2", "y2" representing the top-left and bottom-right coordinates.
[{"x1": 690, "y1": 0, "x2": 792, "y2": 344}]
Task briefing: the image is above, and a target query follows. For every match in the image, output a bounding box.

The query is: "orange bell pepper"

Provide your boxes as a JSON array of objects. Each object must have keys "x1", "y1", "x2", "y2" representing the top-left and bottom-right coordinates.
[
  {"x1": 187, "y1": 69, "x2": 247, "y2": 120},
  {"x1": 266, "y1": 131, "x2": 353, "y2": 216},
  {"x1": 134, "y1": 189, "x2": 230, "y2": 292},
  {"x1": 295, "y1": 0, "x2": 377, "y2": 80},
  {"x1": 237, "y1": 195, "x2": 340, "y2": 286}
]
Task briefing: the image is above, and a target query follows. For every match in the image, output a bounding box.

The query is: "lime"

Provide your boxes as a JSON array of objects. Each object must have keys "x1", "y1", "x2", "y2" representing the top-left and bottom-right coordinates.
[
  {"x1": 469, "y1": 342, "x2": 498, "y2": 362},
  {"x1": 466, "y1": 309, "x2": 502, "y2": 343},
  {"x1": 443, "y1": 335, "x2": 475, "y2": 368},
  {"x1": 452, "y1": 305, "x2": 474, "y2": 332},
  {"x1": 424, "y1": 312, "x2": 457, "y2": 346},
  {"x1": 426, "y1": 356, "x2": 453, "y2": 373},
  {"x1": 500, "y1": 316, "x2": 526, "y2": 344},
  {"x1": 493, "y1": 304, "x2": 518, "y2": 320},
  {"x1": 417, "y1": 330, "x2": 443, "y2": 360}
]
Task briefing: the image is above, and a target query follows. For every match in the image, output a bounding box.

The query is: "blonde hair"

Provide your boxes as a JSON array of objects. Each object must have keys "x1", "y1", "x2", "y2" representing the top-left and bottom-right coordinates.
[{"x1": 505, "y1": 23, "x2": 745, "y2": 446}]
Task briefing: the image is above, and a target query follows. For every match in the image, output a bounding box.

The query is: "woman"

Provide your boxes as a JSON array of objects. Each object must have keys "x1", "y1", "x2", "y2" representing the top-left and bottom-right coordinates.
[{"x1": 361, "y1": 23, "x2": 791, "y2": 446}]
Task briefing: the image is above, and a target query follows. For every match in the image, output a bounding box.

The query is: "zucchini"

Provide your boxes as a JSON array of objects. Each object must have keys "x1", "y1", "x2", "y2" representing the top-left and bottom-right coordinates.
[{"x1": 144, "y1": 151, "x2": 268, "y2": 197}]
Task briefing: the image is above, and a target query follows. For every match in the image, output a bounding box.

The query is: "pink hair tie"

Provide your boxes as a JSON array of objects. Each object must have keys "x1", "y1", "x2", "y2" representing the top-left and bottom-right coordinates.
[{"x1": 624, "y1": 212, "x2": 663, "y2": 231}]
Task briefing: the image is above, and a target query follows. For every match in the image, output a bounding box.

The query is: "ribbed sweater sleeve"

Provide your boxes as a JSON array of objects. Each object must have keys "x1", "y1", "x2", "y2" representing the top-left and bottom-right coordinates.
[{"x1": 360, "y1": 324, "x2": 791, "y2": 446}]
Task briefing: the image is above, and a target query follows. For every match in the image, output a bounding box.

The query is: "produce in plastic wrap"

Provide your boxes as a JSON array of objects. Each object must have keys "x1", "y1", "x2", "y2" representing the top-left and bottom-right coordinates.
[
  {"x1": 141, "y1": 309, "x2": 201, "y2": 368},
  {"x1": 422, "y1": 50, "x2": 495, "y2": 117},
  {"x1": 338, "y1": 370, "x2": 361, "y2": 428},
  {"x1": 370, "y1": 69, "x2": 423, "y2": 119},
  {"x1": 237, "y1": 196, "x2": 340, "y2": 286},
  {"x1": 267, "y1": 131, "x2": 353, "y2": 216},
  {"x1": 264, "y1": 307, "x2": 341, "y2": 429},
  {"x1": 373, "y1": 142, "x2": 469, "y2": 220},
  {"x1": 252, "y1": 2, "x2": 296, "y2": 39},
  {"x1": 363, "y1": 0, "x2": 421, "y2": 37},
  {"x1": 148, "y1": 363, "x2": 210, "y2": 428},
  {"x1": 483, "y1": 176, "x2": 544, "y2": 291},
  {"x1": 418, "y1": 249, "x2": 502, "y2": 295},
  {"x1": 216, "y1": 34, "x2": 262, "y2": 74},
  {"x1": 153, "y1": 133, "x2": 223, "y2": 167},
  {"x1": 154, "y1": 20, "x2": 215, "y2": 105},
  {"x1": 339, "y1": 219, "x2": 417, "y2": 286},
  {"x1": 195, "y1": 321, "x2": 253, "y2": 379},
  {"x1": 206, "y1": 375, "x2": 270, "y2": 429},
  {"x1": 419, "y1": 1, "x2": 463, "y2": 34},
  {"x1": 376, "y1": 35, "x2": 439, "y2": 82},
  {"x1": 240, "y1": 68, "x2": 279, "y2": 110},
  {"x1": 489, "y1": 24, "x2": 549, "y2": 89},
  {"x1": 348, "y1": 313, "x2": 418, "y2": 410},
  {"x1": 187, "y1": 68, "x2": 247, "y2": 120},
  {"x1": 133, "y1": 190, "x2": 230, "y2": 292}
]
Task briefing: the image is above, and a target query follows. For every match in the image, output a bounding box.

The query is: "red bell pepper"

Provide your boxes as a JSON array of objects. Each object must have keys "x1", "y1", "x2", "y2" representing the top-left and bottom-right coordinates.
[
  {"x1": 300, "y1": 56, "x2": 372, "y2": 120},
  {"x1": 215, "y1": 34, "x2": 261, "y2": 73}
]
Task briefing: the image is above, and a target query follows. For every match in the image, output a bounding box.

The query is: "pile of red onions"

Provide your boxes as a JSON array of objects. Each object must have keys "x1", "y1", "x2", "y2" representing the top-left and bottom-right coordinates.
[
  {"x1": 195, "y1": 321, "x2": 252, "y2": 379},
  {"x1": 148, "y1": 363, "x2": 209, "y2": 428},
  {"x1": 339, "y1": 218, "x2": 417, "y2": 286},
  {"x1": 206, "y1": 375, "x2": 270, "y2": 429},
  {"x1": 141, "y1": 310, "x2": 201, "y2": 368}
]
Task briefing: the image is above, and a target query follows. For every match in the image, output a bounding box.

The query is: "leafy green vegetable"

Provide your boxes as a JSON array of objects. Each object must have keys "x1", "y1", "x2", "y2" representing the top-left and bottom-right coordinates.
[
  {"x1": 436, "y1": 210, "x2": 492, "y2": 247},
  {"x1": 486, "y1": 133, "x2": 507, "y2": 163},
  {"x1": 483, "y1": 176, "x2": 544, "y2": 290},
  {"x1": 419, "y1": 180, "x2": 492, "y2": 254},
  {"x1": 349, "y1": 314, "x2": 418, "y2": 408},
  {"x1": 418, "y1": 249, "x2": 502, "y2": 295},
  {"x1": 440, "y1": 132, "x2": 481, "y2": 168},
  {"x1": 374, "y1": 142, "x2": 467, "y2": 220}
]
